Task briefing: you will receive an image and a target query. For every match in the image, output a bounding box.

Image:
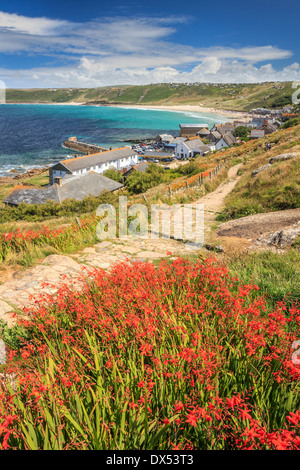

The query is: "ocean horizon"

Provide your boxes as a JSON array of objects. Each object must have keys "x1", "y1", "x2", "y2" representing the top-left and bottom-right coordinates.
[{"x1": 0, "y1": 104, "x2": 229, "y2": 177}]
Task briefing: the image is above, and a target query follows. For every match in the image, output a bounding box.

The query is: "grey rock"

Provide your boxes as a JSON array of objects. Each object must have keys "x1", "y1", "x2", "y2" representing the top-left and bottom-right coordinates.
[
  {"x1": 251, "y1": 163, "x2": 272, "y2": 177},
  {"x1": 255, "y1": 221, "x2": 300, "y2": 248},
  {"x1": 269, "y1": 153, "x2": 299, "y2": 164}
]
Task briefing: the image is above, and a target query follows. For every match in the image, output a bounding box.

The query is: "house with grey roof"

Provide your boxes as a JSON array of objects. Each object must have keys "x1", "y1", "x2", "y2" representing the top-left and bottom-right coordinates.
[
  {"x1": 215, "y1": 132, "x2": 236, "y2": 150},
  {"x1": 257, "y1": 120, "x2": 277, "y2": 135},
  {"x1": 4, "y1": 172, "x2": 123, "y2": 206},
  {"x1": 164, "y1": 137, "x2": 187, "y2": 148},
  {"x1": 205, "y1": 130, "x2": 222, "y2": 144},
  {"x1": 211, "y1": 123, "x2": 235, "y2": 135},
  {"x1": 49, "y1": 147, "x2": 138, "y2": 184},
  {"x1": 122, "y1": 162, "x2": 149, "y2": 180},
  {"x1": 175, "y1": 138, "x2": 211, "y2": 159}
]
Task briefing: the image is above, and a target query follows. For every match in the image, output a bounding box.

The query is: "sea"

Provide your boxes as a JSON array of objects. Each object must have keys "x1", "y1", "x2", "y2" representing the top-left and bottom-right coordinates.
[{"x1": 0, "y1": 104, "x2": 229, "y2": 177}]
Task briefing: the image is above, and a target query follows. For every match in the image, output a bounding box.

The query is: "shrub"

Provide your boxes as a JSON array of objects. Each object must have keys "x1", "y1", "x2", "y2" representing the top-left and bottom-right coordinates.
[
  {"x1": 125, "y1": 163, "x2": 170, "y2": 194},
  {"x1": 0, "y1": 258, "x2": 299, "y2": 450},
  {"x1": 103, "y1": 168, "x2": 123, "y2": 183}
]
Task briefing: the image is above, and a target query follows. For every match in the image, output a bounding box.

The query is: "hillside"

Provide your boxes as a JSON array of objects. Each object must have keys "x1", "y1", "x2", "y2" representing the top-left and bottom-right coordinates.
[
  {"x1": 6, "y1": 81, "x2": 295, "y2": 111},
  {"x1": 0, "y1": 122, "x2": 299, "y2": 451},
  {"x1": 216, "y1": 123, "x2": 300, "y2": 220}
]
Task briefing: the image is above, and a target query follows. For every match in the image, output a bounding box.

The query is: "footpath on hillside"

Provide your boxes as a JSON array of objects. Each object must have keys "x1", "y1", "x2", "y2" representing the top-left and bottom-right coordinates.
[{"x1": 0, "y1": 163, "x2": 274, "y2": 327}]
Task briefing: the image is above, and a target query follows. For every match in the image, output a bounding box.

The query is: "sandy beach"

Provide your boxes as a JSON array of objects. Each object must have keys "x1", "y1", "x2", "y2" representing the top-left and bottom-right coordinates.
[{"x1": 107, "y1": 103, "x2": 251, "y2": 121}]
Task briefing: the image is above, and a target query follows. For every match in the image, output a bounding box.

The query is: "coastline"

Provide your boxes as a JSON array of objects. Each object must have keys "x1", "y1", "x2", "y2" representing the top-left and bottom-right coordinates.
[
  {"x1": 107, "y1": 103, "x2": 251, "y2": 120},
  {"x1": 6, "y1": 101, "x2": 251, "y2": 120}
]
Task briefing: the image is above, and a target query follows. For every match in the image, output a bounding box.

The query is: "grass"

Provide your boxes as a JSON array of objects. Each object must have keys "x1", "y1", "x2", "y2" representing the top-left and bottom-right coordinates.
[
  {"x1": 226, "y1": 248, "x2": 300, "y2": 309},
  {"x1": 6, "y1": 81, "x2": 296, "y2": 111},
  {"x1": 217, "y1": 126, "x2": 300, "y2": 221}
]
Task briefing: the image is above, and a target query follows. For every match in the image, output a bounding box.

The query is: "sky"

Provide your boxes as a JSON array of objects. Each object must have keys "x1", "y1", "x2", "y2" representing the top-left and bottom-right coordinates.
[{"x1": 0, "y1": 0, "x2": 299, "y2": 88}]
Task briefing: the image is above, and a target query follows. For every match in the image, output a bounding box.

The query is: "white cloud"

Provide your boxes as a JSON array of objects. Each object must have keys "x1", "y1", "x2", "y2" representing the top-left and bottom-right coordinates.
[
  {"x1": 0, "y1": 11, "x2": 299, "y2": 87},
  {"x1": 0, "y1": 11, "x2": 67, "y2": 36}
]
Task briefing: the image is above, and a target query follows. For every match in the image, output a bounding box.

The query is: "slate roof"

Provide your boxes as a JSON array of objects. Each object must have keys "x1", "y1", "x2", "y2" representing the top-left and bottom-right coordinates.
[
  {"x1": 123, "y1": 162, "x2": 149, "y2": 177},
  {"x1": 221, "y1": 132, "x2": 236, "y2": 146},
  {"x1": 57, "y1": 172, "x2": 123, "y2": 201},
  {"x1": 215, "y1": 124, "x2": 235, "y2": 135},
  {"x1": 3, "y1": 185, "x2": 59, "y2": 205},
  {"x1": 4, "y1": 172, "x2": 123, "y2": 206},
  {"x1": 166, "y1": 137, "x2": 187, "y2": 146},
  {"x1": 206, "y1": 131, "x2": 222, "y2": 142},
  {"x1": 197, "y1": 144, "x2": 211, "y2": 154},
  {"x1": 183, "y1": 138, "x2": 204, "y2": 150},
  {"x1": 53, "y1": 147, "x2": 137, "y2": 172}
]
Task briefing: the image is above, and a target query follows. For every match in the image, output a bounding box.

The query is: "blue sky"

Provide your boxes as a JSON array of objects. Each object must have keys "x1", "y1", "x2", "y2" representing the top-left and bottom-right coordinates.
[{"x1": 0, "y1": 0, "x2": 299, "y2": 88}]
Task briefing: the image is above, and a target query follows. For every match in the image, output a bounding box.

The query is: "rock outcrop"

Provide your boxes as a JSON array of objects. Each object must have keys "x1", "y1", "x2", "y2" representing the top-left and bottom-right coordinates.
[{"x1": 252, "y1": 152, "x2": 299, "y2": 177}]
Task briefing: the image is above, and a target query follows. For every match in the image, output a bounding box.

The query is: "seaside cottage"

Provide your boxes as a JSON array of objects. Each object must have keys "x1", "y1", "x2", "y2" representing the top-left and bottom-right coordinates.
[
  {"x1": 211, "y1": 123, "x2": 235, "y2": 135},
  {"x1": 49, "y1": 147, "x2": 138, "y2": 184},
  {"x1": 214, "y1": 132, "x2": 236, "y2": 150},
  {"x1": 175, "y1": 138, "x2": 211, "y2": 159},
  {"x1": 205, "y1": 130, "x2": 222, "y2": 144}
]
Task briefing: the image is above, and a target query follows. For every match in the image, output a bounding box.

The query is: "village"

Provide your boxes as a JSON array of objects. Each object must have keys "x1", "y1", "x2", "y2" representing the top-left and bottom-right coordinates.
[{"x1": 2, "y1": 106, "x2": 298, "y2": 207}]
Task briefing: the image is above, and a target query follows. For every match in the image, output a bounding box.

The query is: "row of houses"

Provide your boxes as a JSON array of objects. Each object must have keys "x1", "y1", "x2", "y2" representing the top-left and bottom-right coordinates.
[
  {"x1": 156, "y1": 122, "x2": 238, "y2": 158},
  {"x1": 156, "y1": 115, "x2": 280, "y2": 158},
  {"x1": 49, "y1": 147, "x2": 139, "y2": 184},
  {"x1": 4, "y1": 147, "x2": 139, "y2": 206},
  {"x1": 4, "y1": 110, "x2": 283, "y2": 206}
]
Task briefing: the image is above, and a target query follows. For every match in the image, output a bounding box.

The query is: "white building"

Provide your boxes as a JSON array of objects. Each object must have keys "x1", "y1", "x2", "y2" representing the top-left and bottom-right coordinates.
[
  {"x1": 175, "y1": 138, "x2": 211, "y2": 159},
  {"x1": 214, "y1": 132, "x2": 236, "y2": 150},
  {"x1": 49, "y1": 147, "x2": 138, "y2": 184}
]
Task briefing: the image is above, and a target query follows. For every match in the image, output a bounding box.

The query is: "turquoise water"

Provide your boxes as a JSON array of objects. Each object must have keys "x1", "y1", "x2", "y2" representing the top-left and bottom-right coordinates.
[{"x1": 0, "y1": 104, "x2": 228, "y2": 176}]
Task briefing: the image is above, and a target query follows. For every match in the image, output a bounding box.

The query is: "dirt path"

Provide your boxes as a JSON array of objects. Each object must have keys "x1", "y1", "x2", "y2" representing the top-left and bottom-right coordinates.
[
  {"x1": 191, "y1": 163, "x2": 242, "y2": 239},
  {"x1": 0, "y1": 164, "x2": 243, "y2": 326}
]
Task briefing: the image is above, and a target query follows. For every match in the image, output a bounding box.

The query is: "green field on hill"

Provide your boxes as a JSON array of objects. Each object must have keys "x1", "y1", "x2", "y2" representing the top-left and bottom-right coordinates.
[{"x1": 6, "y1": 81, "x2": 295, "y2": 111}]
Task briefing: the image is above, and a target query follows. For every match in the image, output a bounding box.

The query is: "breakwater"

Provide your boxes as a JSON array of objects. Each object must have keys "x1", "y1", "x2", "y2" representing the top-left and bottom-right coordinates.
[{"x1": 63, "y1": 137, "x2": 108, "y2": 154}]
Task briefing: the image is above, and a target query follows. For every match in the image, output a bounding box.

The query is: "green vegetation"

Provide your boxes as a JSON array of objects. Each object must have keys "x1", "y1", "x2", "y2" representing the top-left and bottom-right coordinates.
[
  {"x1": 125, "y1": 163, "x2": 171, "y2": 194},
  {"x1": 6, "y1": 81, "x2": 296, "y2": 112},
  {"x1": 282, "y1": 117, "x2": 300, "y2": 129},
  {"x1": 103, "y1": 168, "x2": 123, "y2": 183},
  {"x1": 227, "y1": 249, "x2": 300, "y2": 309},
  {"x1": 217, "y1": 124, "x2": 300, "y2": 220},
  {"x1": 233, "y1": 126, "x2": 251, "y2": 139},
  {"x1": 0, "y1": 191, "x2": 118, "y2": 223}
]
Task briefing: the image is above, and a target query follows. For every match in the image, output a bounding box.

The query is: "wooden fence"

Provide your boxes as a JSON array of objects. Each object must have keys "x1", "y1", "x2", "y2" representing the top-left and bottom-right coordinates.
[{"x1": 165, "y1": 161, "x2": 225, "y2": 195}]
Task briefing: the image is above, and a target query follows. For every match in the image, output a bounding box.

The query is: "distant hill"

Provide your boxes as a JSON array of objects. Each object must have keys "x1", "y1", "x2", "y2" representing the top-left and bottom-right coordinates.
[{"x1": 6, "y1": 81, "x2": 295, "y2": 112}]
